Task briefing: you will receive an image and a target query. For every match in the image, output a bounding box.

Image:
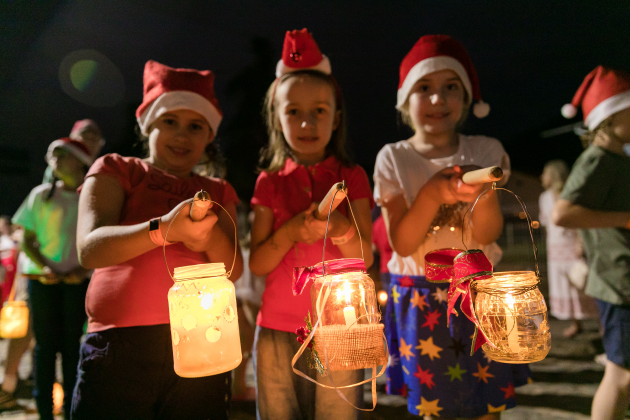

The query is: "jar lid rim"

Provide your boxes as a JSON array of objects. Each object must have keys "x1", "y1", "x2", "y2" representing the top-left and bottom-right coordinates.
[{"x1": 174, "y1": 263, "x2": 226, "y2": 280}]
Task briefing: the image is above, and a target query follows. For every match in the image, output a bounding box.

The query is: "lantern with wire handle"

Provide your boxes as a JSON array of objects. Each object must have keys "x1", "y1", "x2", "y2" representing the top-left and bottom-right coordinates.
[
  {"x1": 163, "y1": 190, "x2": 242, "y2": 377},
  {"x1": 438, "y1": 182, "x2": 551, "y2": 364},
  {"x1": 291, "y1": 181, "x2": 388, "y2": 411}
]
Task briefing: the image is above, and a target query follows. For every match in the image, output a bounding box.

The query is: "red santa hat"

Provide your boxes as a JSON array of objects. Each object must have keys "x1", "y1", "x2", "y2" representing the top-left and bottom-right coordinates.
[
  {"x1": 70, "y1": 119, "x2": 102, "y2": 139},
  {"x1": 136, "y1": 60, "x2": 222, "y2": 136},
  {"x1": 46, "y1": 137, "x2": 93, "y2": 166},
  {"x1": 396, "y1": 35, "x2": 490, "y2": 118},
  {"x1": 561, "y1": 66, "x2": 630, "y2": 130},
  {"x1": 275, "y1": 28, "x2": 331, "y2": 78}
]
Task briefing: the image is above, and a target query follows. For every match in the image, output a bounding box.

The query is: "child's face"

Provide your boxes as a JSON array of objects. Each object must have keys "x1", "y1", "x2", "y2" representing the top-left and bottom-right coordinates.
[
  {"x1": 407, "y1": 69, "x2": 466, "y2": 137},
  {"x1": 49, "y1": 148, "x2": 85, "y2": 185},
  {"x1": 275, "y1": 75, "x2": 340, "y2": 164},
  {"x1": 147, "y1": 109, "x2": 214, "y2": 176},
  {"x1": 610, "y1": 107, "x2": 630, "y2": 143}
]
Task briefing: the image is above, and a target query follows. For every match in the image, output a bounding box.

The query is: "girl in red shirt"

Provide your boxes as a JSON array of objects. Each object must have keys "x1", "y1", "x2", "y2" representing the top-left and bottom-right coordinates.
[
  {"x1": 72, "y1": 60, "x2": 243, "y2": 420},
  {"x1": 249, "y1": 29, "x2": 374, "y2": 420}
]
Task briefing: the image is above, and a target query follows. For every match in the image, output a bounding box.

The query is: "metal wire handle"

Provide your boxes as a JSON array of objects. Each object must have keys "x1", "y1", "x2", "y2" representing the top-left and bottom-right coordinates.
[
  {"x1": 460, "y1": 183, "x2": 540, "y2": 278},
  {"x1": 161, "y1": 197, "x2": 238, "y2": 280}
]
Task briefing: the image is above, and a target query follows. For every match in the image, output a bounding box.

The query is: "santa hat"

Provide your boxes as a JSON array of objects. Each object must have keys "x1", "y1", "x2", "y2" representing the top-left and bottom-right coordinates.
[
  {"x1": 136, "y1": 60, "x2": 222, "y2": 136},
  {"x1": 70, "y1": 119, "x2": 102, "y2": 139},
  {"x1": 46, "y1": 137, "x2": 93, "y2": 166},
  {"x1": 396, "y1": 34, "x2": 490, "y2": 118},
  {"x1": 275, "y1": 29, "x2": 331, "y2": 78},
  {"x1": 561, "y1": 66, "x2": 630, "y2": 130}
]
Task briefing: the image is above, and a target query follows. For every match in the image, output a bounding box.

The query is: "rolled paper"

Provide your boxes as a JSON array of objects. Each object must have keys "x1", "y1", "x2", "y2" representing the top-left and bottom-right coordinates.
[
  {"x1": 190, "y1": 190, "x2": 212, "y2": 221},
  {"x1": 313, "y1": 181, "x2": 347, "y2": 221},
  {"x1": 461, "y1": 166, "x2": 503, "y2": 185},
  {"x1": 425, "y1": 248, "x2": 465, "y2": 283},
  {"x1": 293, "y1": 258, "x2": 365, "y2": 296}
]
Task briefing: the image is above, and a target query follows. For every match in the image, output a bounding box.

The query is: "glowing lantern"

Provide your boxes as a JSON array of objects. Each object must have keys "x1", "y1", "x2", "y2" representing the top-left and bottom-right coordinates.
[
  {"x1": 294, "y1": 258, "x2": 387, "y2": 372},
  {"x1": 474, "y1": 271, "x2": 551, "y2": 363},
  {"x1": 168, "y1": 262, "x2": 241, "y2": 377},
  {"x1": 0, "y1": 301, "x2": 29, "y2": 339}
]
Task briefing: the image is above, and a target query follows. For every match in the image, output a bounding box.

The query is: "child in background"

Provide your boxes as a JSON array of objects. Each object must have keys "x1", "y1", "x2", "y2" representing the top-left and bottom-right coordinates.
[
  {"x1": 43, "y1": 119, "x2": 105, "y2": 184},
  {"x1": 12, "y1": 138, "x2": 93, "y2": 420},
  {"x1": 71, "y1": 60, "x2": 243, "y2": 420},
  {"x1": 0, "y1": 216, "x2": 17, "y2": 303},
  {"x1": 373, "y1": 35, "x2": 529, "y2": 419},
  {"x1": 539, "y1": 160, "x2": 598, "y2": 337},
  {"x1": 249, "y1": 29, "x2": 374, "y2": 420},
  {"x1": 553, "y1": 66, "x2": 630, "y2": 420}
]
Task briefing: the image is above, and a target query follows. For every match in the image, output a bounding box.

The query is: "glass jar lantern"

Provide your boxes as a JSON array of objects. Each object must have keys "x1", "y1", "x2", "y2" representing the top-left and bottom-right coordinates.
[
  {"x1": 309, "y1": 260, "x2": 387, "y2": 372},
  {"x1": 168, "y1": 263, "x2": 241, "y2": 377},
  {"x1": 474, "y1": 271, "x2": 551, "y2": 363},
  {"x1": 0, "y1": 301, "x2": 29, "y2": 339}
]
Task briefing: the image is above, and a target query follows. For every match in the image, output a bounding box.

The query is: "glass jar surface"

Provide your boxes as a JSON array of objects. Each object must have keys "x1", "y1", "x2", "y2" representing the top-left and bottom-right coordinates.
[
  {"x1": 168, "y1": 263, "x2": 241, "y2": 377},
  {"x1": 475, "y1": 271, "x2": 551, "y2": 363}
]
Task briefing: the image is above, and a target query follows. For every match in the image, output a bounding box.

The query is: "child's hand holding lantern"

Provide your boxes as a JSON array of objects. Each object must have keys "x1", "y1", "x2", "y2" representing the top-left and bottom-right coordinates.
[
  {"x1": 160, "y1": 198, "x2": 219, "y2": 252},
  {"x1": 285, "y1": 206, "x2": 322, "y2": 245}
]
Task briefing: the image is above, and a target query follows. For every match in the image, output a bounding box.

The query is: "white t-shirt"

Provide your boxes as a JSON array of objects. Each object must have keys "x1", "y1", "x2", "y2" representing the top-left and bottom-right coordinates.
[
  {"x1": 373, "y1": 134, "x2": 510, "y2": 276},
  {"x1": 12, "y1": 182, "x2": 81, "y2": 275}
]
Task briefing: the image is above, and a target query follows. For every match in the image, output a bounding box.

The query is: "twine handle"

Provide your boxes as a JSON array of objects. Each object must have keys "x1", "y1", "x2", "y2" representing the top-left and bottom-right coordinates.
[{"x1": 162, "y1": 190, "x2": 238, "y2": 280}]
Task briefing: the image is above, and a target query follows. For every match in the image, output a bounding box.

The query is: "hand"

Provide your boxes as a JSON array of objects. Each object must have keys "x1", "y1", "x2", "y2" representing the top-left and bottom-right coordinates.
[
  {"x1": 421, "y1": 167, "x2": 460, "y2": 205},
  {"x1": 160, "y1": 199, "x2": 219, "y2": 252},
  {"x1": 285, "y1": 204, "x2": 323, "y2": 245},
  {"x1": 450, "y1": 165, "x2": 492, "y2": 203},
  {"x1": 305, "y1": 204, "x2": 352, "y2": 239}
]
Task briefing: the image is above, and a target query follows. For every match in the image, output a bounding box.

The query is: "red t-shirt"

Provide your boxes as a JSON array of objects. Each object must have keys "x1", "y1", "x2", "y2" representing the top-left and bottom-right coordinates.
[
  {"x1": 251, "y1": 156, "x2": 374, "y2": 333},
  {"x1": 82, "y1": 154, "x2": 239, "y2": 332}
]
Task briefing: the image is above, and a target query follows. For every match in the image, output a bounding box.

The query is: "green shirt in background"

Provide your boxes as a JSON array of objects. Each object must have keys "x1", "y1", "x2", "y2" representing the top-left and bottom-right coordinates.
[{"x1": 560, "y1": 145, "x2": 630, "y2": 304}]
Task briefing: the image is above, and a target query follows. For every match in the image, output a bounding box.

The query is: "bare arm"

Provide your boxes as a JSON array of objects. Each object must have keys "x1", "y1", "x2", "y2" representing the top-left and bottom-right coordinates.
[
  {"x1": 469, "y1": 189, "x2": 503, "y2": 245},
  {"x1": 249, "y1": 205, "x2": 298, "y2": 276},
  {"x1": 21, "y1": 229, "x2": 51, "y2": 271},
  {"x1": 552, "y1": 198, "x2": 630, "y2": 229},
  {"x1": 203, "y1": 201, "x2": 244, "y2": 281}
]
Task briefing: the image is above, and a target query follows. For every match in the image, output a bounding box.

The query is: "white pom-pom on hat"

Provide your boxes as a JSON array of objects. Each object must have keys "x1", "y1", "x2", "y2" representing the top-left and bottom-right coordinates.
[
  {"x1": 473, "y1": 101, "x2": 490, "y2": 118},
  {"x1": 561, "y1": 103, "x2": 577, "y2": 119}
]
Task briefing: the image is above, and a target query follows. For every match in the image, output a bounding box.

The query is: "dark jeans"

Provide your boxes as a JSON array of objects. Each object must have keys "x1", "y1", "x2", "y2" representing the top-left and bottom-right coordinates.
[
  {"x1": 71, "y1": 324, "x2": 231, "y2": 420},
  {"x1": 28, "y1": 279, "x2": 89, "y2": 420}
]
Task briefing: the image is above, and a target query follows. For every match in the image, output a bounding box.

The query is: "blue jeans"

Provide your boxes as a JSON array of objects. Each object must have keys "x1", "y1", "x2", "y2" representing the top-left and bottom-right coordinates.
[
  {"x1": 70, "y1": 324, "x2": 231, "y2": 420},
  {"x1": 253, "y1": 326, "x2": 364, "y2": 420},
  {"x1": 28, "y1": 279, "x2": 88, "y2": 420}
]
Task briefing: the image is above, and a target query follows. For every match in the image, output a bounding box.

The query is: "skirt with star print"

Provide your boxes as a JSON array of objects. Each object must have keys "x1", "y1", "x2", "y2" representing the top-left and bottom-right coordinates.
[{"x1": 385, "y1": 274, "x2": 531, "y2": 418}]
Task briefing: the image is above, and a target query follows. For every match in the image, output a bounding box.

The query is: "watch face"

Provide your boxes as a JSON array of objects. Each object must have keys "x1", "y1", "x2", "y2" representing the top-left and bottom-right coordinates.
[{"x1": 150, "y1": 218, "x2": 160, "y2": 231}]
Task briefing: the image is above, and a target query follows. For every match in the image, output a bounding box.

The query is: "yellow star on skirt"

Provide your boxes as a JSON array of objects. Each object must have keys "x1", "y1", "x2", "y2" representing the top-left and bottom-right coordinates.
[
  {"x1": 416, "y1": 397, "x2": 443, "y2": 417},
  {"x1": 391, "y1": 285, "x2": 401, "y2": 304},
  {"x1": 488, "y1": 403, "x2": 506, "y2": 413},
  {"x1": 415, "y1": 336, "x2": 442, "y2": 360},
  {"x1": 399, "y1": 338, "x2": 415, "y2": 361}
]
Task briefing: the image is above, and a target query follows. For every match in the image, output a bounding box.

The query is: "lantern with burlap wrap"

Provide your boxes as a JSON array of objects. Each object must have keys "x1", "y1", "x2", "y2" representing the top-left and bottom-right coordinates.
[{"x1": 291, "y1": 182, "x2": 387, "y2": 411}]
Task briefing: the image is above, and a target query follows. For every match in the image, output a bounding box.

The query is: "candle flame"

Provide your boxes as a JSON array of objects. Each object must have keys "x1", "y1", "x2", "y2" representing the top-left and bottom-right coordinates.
[
  {"x1": 506, "y1": 293, "x2": 515, "y2": 308},
  {"x1": 337, "y1": 281, "x2": 353, "y2": 306}
]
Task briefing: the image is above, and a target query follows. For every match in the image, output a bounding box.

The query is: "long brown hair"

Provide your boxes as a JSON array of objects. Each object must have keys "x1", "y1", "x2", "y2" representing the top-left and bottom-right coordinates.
[{"x1": 259, "y1": 70, "x2": 352, "y2": 172}]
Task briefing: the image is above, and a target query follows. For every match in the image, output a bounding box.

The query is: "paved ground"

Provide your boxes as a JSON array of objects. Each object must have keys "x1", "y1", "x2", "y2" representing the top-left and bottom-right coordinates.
[{"x1": 0, "y1": 318, "x2": 625, "y2": 419}]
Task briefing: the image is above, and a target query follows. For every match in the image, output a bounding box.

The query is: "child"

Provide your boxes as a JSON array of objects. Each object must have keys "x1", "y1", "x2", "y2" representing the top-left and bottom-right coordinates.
[
  {"x1": 539, "y1": 160, "x2": 598, "y2": 337},
  {"x1": 249, "y1": 29, "x2": 374, "y2": 420},
  {"x1": 71, "y1": 60, "x2": 243, "y2": 420},
  {"x1": 373, "y1": 35, "x2": 530, "y2": 419},
  {"x1": 553, "y1": 66, "x2": 630, "y2": 420},
  {"x1": 12, "y1": 138, "x2": 93, "y2": 420}
]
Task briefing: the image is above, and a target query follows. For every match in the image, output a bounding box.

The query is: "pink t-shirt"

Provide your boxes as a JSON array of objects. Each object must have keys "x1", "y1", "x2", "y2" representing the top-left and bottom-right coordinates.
[
  {"x1": 82, "y1": 154, "x2": 239, "y2": 333},
  {"x1": 251, "y1": 156, "x2": 374, "y2": 333}
]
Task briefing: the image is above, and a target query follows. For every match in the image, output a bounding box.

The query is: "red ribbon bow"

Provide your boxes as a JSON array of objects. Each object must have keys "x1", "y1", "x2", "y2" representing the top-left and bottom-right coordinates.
[{"x1": 293, "y1": 258, "x2": 366, "y2": 296}]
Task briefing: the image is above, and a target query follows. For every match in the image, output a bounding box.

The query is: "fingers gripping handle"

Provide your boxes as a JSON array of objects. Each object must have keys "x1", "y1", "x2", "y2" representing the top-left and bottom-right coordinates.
[
  {"x1": 189, "y1": 190, "x2": 212, "y2": 221},
  {"x1": 461, "y1": 166, "x2": 503, "y2": 185},
  {"x1": 313, "y1": 181, "x2": 347, "y2": 221}
]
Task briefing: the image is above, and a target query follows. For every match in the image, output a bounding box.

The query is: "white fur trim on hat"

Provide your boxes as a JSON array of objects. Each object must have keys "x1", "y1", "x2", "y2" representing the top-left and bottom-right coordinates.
[
  {"x1": 585, "y1": 90, "x2": 630, "y2": 130},
  {"x1": 137, "y1": 91, "x2": 222, "y2": 136},
  {"x1": 561, "y1": 103, "x2": 577, "y2": 119},
  {"x1": 473, "y1": 101, "x2": 490, "y2": 118},
  {"x1": 275, "y1": 55, "x2": 332, "y2": 78},
  {"x1": 396, "y1": 56, "x2": 473, "y2": 111},
  {"x1": 46, "y1": 140, "x2": 93, "y2": 166}
]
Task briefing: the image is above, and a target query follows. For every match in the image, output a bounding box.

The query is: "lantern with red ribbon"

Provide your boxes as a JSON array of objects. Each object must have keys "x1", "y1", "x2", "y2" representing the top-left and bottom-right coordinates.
[
  {"x1": 425, "y1": 186, "x2": 551, "y2": 364},
  {"x1": 291, "y1": 182, "x2": 387, "y2": 411}
]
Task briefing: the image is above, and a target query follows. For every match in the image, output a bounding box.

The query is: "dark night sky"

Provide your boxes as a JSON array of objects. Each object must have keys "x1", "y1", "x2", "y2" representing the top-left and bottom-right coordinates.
[{"x1": 1, "y1": 1, "x2": 630, "y2": 215}]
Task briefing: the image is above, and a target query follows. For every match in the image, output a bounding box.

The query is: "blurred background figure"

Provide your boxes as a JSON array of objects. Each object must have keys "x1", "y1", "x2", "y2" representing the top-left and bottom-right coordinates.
[
  {"x1": 0, "y1": 216, "x2": 17, "y2": 304},
  {"x1": 539, "y1": 160, "x2": 598, "y2": 337}
]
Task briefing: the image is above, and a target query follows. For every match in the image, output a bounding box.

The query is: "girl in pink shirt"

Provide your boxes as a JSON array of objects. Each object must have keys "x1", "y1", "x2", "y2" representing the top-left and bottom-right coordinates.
[
  {"x1": 249, "y1": 29, "x2": 374, "y2": 420},
  {"x1": 72, "y1": 60, "x2": 243, "y2": 420}
]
